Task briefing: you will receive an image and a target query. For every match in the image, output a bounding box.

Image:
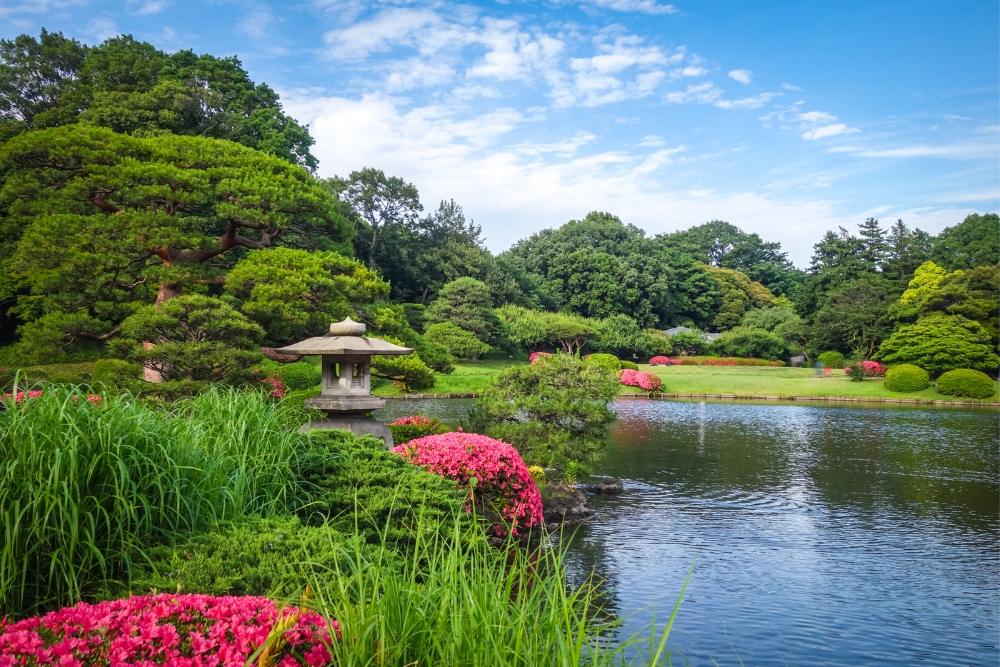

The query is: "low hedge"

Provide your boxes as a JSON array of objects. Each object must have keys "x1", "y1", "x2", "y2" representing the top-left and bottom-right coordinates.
[
  {"x1": 670, "y1": 356, "x2": 785, "y2": 367},
  {"x1": 884, "y1": 364, "x2": 929, "y2": 392},
  {"x1": 619, "y1": 361, "x2": 639, "y2": 371},
  {"x1": 117, "y1": 515, "x2": 378, "y2": 599},
  {"x1": 276, "y1": 361, "x2": 322, "y2": 390},
  {"x1": 936, "y1": 369, "x2": 997, "y2": 399}
]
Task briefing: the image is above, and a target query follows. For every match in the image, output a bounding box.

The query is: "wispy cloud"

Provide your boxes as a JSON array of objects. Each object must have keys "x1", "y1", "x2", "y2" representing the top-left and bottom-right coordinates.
[
  {"x1": 637, "y1": 134, "x2": 665, "y2": 146},
  {"x1": 781, "y1": 82, "x2": 803, "y2": 91},
  {"x1": 716, "y1": 92, "x2": 778, "y2": 109},
  {"x1": 728, "y1": 69, "x2": 751, "y2": 84},
  {"x1": 802, "y1": 123, "x2": 858, "y2": 140},
  {"x1": 576, "y1": 0, "x2": 679, "y2": 14},
  {"x1": 828, "y1": 142, "x2": 994, "y2": 159},
  {"x1": 666, "y1": 83, "x2": 778, "y2": 109},
  {"x1": 85, "y1": 18, "x2": 119, "y2": 41}
]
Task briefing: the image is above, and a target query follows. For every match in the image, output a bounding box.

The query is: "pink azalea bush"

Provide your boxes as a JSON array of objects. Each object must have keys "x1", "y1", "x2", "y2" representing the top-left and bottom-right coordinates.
[
  {"x1": 617, "y1": 369, "x2": 662, "y2": 393},
  {"x1": 387, "y1": 414, "x2": 451, "y2": 445},
  {"x1": 393, "y1": 432, "x2": 543, "y2": 535},
  {"x1": 528, "y1": 352, "x2": 552, "y2": 364},
  {"x1": 259, "y1": 376, "x2": 286, "y2": 398},
  {"x1": 648, "y1": 356, "x2": 679, "y2": 366},
  {"x1": 843, "y1": 361, "x2": 886, "y2": 377},
  {"x1": 0, "y1": 593, "x2": 335, "y2": 667}
]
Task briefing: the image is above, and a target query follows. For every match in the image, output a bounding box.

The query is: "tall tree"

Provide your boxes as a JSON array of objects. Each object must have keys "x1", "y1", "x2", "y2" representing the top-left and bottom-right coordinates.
[
  {"x1": 329, "y1": 168, "x2": 422, "y2": 271},
  {"x1": 0, "y1": 125, "x2": 352, "y2": 354},
  {"x1": 0, "y1": 30, "x2": 317, "y2": 169},
  {"x1": 810, "y1": 274, "x2": 896, "y2": 358},
  {"x1": 883, "y1": 219, "x2": 933, "y2": 283},
  {"x1": 930, "y1": 213, "x2": 1000, "y2": 271},
  {"x1": 857, "y1": 217, "x2": 889, "y2": 271},
  {"x1": 659, "y1": 220, "x2": 804, "y2": 296}
]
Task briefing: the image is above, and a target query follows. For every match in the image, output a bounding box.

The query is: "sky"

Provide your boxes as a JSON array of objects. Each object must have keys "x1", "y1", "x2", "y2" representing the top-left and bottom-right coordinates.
[{"x1": 3, "y1": 0, "x2": 998, "y2": 266}]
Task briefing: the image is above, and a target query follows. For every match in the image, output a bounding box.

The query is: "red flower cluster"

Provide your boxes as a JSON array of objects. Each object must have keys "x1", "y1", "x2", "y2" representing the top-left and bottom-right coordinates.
[
  {"x1": 393, "y1": 432, "x2": 543, "y2": 535},
  {"x1": 260, "y1": 377, "x2": 286, "y2": 398},
  {"x1": 0, "y1": 594, "x2": 335, "y2": 667},
  {"x1": 648, "y1": 356, "x2": 678, "y2": 366},
  {"x1": 389, "y1": 415, "x2": 433, "y2": 426},
  {"x1": 844, "y1": 361, "x2": 886, "y2": 377},
  {"x1": 528, "y1": 352, "x2": 553, "y2": 364},
  {"x1": 618, "y1": 369, "x2": 662, "y2": 392}
]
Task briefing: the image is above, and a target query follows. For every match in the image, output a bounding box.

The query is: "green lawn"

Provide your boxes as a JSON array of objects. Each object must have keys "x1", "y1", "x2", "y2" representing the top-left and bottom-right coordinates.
[
  {"x1": 642, "y1": 364, "x2": 1000, "y2": 402},
  {"x1": 372, "y1": 359, "x2": 525, "y2": 396}
]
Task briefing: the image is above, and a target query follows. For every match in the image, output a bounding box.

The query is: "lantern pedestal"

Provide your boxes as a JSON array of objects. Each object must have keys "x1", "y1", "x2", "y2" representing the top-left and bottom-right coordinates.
[{"x1": 276, "y1": 317, "x2": 414, "y2": 449}]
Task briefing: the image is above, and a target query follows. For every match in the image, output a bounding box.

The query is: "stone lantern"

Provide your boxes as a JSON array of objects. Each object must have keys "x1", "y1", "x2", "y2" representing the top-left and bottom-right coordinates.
[{"x1": 275, "y1": 317, "x2": 413, "y2": 447}]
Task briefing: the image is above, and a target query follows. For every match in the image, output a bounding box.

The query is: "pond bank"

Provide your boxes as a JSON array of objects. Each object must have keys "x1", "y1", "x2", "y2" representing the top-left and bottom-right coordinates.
[{"x1": 389, "y1": 392, "x2": 1000, "y2": 407}]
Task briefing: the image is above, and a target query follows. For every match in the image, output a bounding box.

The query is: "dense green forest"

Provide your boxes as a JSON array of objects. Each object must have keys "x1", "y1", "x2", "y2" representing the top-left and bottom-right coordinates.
[{"x1": 1, "y1": 29, "x2": 997, "y2": 385}]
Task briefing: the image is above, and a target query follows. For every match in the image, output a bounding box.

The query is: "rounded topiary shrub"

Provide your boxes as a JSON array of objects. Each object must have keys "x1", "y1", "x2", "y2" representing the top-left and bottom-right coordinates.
[
  {"x1": 90, "y1": 358, "x2": 141, "y2": 391},
  {"x1": 619, "y1": 360, "x2": 639, "y2": 371},
  {"x1": 818, "y1": 351, "x2": 845, "y2": 369},
  {"x1": 585, "y1": 353, "x2": 622, "y2": 372},
  {"x1": 884, "y1": 364, "x2": 929, "y2": 392},
  {"x1": 277, "y1": 361, "x2": 322, "y2": 390},
  {"x1": 936, "y1": 369, "x2": 997, "y2": 399}
]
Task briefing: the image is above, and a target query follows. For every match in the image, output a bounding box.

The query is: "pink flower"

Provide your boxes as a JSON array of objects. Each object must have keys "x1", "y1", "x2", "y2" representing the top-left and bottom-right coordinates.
[
  {"x1": 393, "y1": 433, "x2": 544, "y2": 534},
  {"x1": 648, "y1": 356, "x2": 674, "y2": 366},
  {"x1": 390, "y1": 415, "x2": 433, "y2": 426},
  {"x1": 528, "y1": 352, "x2": 552, "y2": 364},
  {"x1": 0, "y1": 594, "x2": 334, "y2": 666},
  {"x1": 260, "y1": 377, "x2": 286, "y2": 398}
]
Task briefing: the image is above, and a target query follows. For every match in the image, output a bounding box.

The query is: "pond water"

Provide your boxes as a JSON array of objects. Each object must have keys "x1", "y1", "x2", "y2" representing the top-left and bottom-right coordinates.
[{"x1": 374, "y1": 398, "x2": 1000, "y2": 666}]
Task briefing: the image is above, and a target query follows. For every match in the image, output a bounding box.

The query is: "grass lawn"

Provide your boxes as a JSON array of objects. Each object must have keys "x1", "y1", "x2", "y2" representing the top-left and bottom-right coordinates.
[
  {"x1": 642, "y1": 364, "x2": 1000, "y2": 402},
  {"x1": 372, "y1": 359, "x2": 525, "y2": 396}
]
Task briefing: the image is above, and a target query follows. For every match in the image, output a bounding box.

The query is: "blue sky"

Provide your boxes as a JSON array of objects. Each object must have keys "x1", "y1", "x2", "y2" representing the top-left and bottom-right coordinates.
[{"x1": 3, "y1": 0, "x2": 998, "y2": 266}]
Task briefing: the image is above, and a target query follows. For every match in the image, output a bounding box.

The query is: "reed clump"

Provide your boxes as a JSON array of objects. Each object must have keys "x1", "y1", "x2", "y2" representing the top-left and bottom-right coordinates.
[{"x1": 0, "y1": 385, "x2": 307, "y2": 616}]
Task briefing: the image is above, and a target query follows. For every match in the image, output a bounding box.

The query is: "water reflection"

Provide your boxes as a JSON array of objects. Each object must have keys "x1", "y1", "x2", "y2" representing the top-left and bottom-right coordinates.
[{"x1": 376, "y1": 398, "x2": 999, "y2": 666}]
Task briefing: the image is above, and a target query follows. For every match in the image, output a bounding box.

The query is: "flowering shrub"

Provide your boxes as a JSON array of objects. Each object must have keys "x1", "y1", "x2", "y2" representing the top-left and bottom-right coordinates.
[
  {"x1": 0, "y1": 593, "x2": 335, "y2": 666},
  {"x1": 843, "y1": 361, "x2": 886, "y2": 378},
  {"x1": 393, "y1": 432, "x2": 543, "y2": 535},
  {"x1": 528, "y1": 351, "x2": 552, "y2": 364},
  {"x1": 387, "y1": 415, "x2": 451, "y2": 445},
  {"x1": 260, "y1": 376, "x2": 286, "y2": 398},
  {"x1": 648, "y1": 356, "x2": 677, "y2": 366},
  {"x1": 618, "y1": 369, "x2": 662, "y2": 393},
  {"x1": 674, "y1": 357, "x2": 784, "y2": 367}
]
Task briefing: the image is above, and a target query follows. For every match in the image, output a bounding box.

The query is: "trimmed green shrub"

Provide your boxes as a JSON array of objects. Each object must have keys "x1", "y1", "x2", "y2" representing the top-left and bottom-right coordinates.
[
  {"x1": 90, "y1": 359, "x2": 142, "y2": 391},
  {"x1": 118, "y1": 516, "x2": 377, "y2": 599},
  {"x1": 884, "y1": 364, "x2": 929, "y2": 392},
  {"x1": 295, "y1": 431, "x2": 467, "y2": 551},
  {"x1": 818, "y1": 351, "x2": 846, "y2": 369},
  {"x1": 619, "y1": 360, "x2": 639, "y2": 371},
  {"x1": 668, "y1": 330, "x2": 707, "y2": 356},
  {"x1": 584, "y1": 353, "x2": 621, "y2": 372},
  {"x1": 424, "y1": 322, "x2": 490, "y2": 360},
  {"x1": 277, "y1": 361, "x2": 322, "y2": 390},
  {"x1": 46, "y1": 371, "x2": 85, "y2": 385},
  {"x1": 711, "y1": 326, "x2": 786, "y2": 360},
  {"x1": 936, "y1": 369, "x2": 997, "y2": 399},
  {"x1": 372, "y1": 354, "x2": 436, "y2": 392}
]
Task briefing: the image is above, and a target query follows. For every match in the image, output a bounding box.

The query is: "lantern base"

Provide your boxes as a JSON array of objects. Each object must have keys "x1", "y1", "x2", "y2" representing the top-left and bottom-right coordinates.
[
  {"x1": 298, "y1": 415, "x2": 393, "y2": 449},
  {"x1": 304, "y1": 395, "x2": 386, "y2": 413}
]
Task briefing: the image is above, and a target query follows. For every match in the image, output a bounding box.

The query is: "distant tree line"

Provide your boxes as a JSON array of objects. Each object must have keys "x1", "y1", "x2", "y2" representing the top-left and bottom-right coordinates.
[{"x1": 0, "y1": 29, "x2": 996, "y2": 388}]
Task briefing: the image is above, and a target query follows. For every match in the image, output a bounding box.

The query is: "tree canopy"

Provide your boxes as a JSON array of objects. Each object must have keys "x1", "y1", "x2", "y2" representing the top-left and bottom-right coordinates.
[
  {"x1": 930, "y1": 213, "x2": 1000, "y2": 271},
  {"x1": 0, "y1": 31, "x2": 316, "y2": 169}
]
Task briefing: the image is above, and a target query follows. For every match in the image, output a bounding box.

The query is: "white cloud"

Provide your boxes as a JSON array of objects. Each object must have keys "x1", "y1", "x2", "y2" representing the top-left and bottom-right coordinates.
[
  {"x1": 828, "y1": 142, "x2": 994, "y2": 159},
  {"x1": 728, "y1": 69, "x2": 752, "y2": 84},
  {"x1": 781, "y1": 82, "x2": 803, "y2": 91},
  {"x1": 716, "y1": 92, "x2": 778, "y2": 109},
  {"x1": 802, "y1": 123, "x2": 859, "y2": 140},
  {"x1": 282, "y1": 91, "x2": 907, "y2": 266},
  {"x1": 637, "y1": 134, "x2": 665, "y2": 146},
  {"x1": 85, "y1": 18, "x2": 119, "y2": 41},
  {"x1": 128, "y1": 0, "x2": 167, "y2": 15},
  {"x1": 577, "y1": 0, "x2": 679, "y2": 14},
  {"x1": 943, "y1": 114, "x2": 971, "y2": 122},
  {"x1": 0, "y1": 0, "x2": 85, "y2": 19},
  {"x1": 798, "y1": 110, "x2": 837, "y2": 124},
  {"x1": 324, "y1": 9, "x2": 447, "y2": 59}
]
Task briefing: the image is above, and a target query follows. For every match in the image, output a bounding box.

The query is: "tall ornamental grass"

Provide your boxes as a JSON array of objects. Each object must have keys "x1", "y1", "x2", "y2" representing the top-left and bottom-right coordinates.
[
  {"x1": 306, "y1": 516, "x2": 686, "y2": 667},
  {"x1": 0, "y1": 385, "x2": 306, "y2": 616}
]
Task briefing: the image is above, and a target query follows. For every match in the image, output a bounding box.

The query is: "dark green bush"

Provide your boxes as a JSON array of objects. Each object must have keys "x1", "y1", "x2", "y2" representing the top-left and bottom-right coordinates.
[
  {"x1": 818, "y1": 351, "x2": 846, "y2": 369},
  {"x1": 668, "y1": 330, "x2": 707, "y2": 356},
  {"x1": 711, "y1": 326, "x2": 786, "y2": 360},
  {"x1": 294, "y1": 431, "x2": 466, "y2": 551},
  {"x1": 119, "y1": 515, "x2": 378, "y2": 598},
  {"x1": 277, "y1": 362, "x2": 322, "y2": 390},
  {"x1": 936, "y1": 369, "x2": 997, "y2": 399},
  {"x1": 884, "y1": 364, "x2": 929, "y2": 392},
  {"x1": 372, "y1": 354, "x2": 436, "y2": 392},
  {"x1": 619, "y1": 360, "x2": 639, "y2": 371},
  {"x1": 584, "y1": 353, "x2": 621, "y2": 372},
  {"x1": 90, "y1": 359, "x2": 142, "y2": 391}
]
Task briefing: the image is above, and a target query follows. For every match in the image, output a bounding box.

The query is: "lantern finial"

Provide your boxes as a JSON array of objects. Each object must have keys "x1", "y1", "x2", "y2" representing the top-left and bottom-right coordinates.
[{"x1": 329, "y1": 317, "x2": 366, "y2": 336}]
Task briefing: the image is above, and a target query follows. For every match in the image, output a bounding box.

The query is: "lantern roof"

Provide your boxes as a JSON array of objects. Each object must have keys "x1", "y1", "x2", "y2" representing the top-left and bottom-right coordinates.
[{"x1": 274, "y1": 317, "x2": 413, "y2": 357}]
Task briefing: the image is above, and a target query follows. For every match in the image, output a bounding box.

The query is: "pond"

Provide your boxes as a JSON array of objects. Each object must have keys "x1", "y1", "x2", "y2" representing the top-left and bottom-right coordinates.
[{"x1": 374, "y1": 398, "x2": 1000, "y2": 666}]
